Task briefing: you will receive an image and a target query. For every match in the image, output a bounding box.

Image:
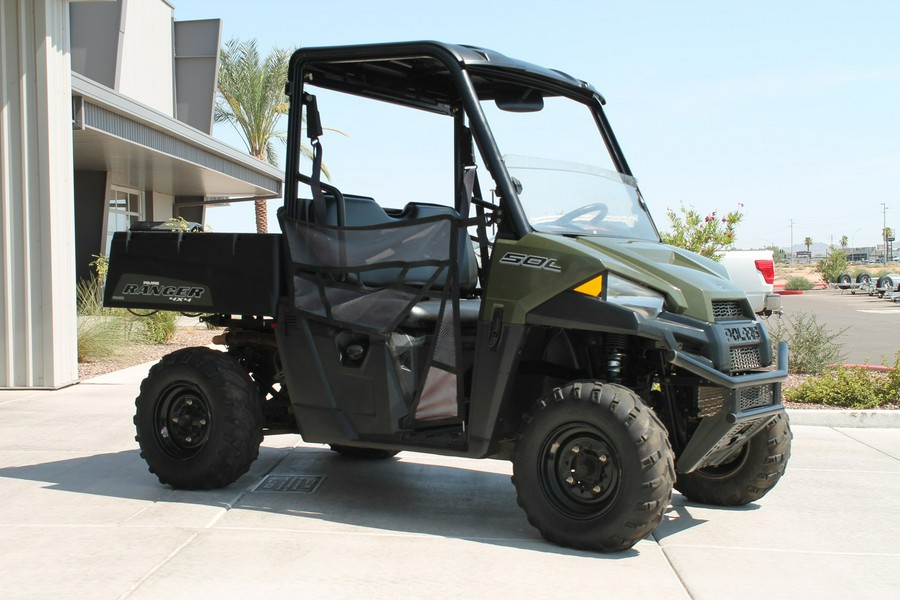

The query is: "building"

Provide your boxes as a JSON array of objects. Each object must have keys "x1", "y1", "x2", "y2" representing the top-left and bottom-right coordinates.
[{"x1": 1, "y1": 0, "x2": 283, "y2": 388}]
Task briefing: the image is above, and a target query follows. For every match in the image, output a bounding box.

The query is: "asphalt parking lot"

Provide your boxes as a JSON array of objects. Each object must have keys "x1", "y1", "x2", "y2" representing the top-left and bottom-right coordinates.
[
  {"x1": 1, "y1": 362, "x2": 899, "y2": 599},
  {"x1": 774, "y1": 288, "x2": 899, "y2": 365}
]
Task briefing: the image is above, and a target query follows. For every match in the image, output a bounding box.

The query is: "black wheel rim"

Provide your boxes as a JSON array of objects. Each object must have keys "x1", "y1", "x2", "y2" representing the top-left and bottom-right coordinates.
[
  {"x1": 538, "y1": 423, "x2": 621, "y2": 519},
  {"x1": 697, "y1": 444, "x2": 750, "y2": 479},
  {"x1": 154, "y1": 383, "x2": 211, "y2": 459}
]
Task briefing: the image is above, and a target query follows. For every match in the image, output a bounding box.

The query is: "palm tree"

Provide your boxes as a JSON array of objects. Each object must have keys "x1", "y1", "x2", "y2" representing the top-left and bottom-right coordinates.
[
  {"x1": 215, "y1": 39, "x2": 291, "y2": 233},
  {"x1": 804, "y1": 237, "x2": 813, "y2": 262},
  {"x1": 839, "y1": 235, "x2": 848, "y2": 250}
]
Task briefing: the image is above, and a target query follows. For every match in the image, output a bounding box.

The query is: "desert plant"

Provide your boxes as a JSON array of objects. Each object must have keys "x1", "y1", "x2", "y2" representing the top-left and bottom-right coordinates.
[
  {"x1": 765, "y1": 245, "x2": 788, "y2": 263},
  {"x1": 785, "y1": 366, "x2": 890, "y2": 409},
  {"x1": 141, "y1": 311, "x2": 178, "y2": 344},
  {"x1": 77, "y1": 317, "x2": 123, "y2": 363},
  {"x1": 76, "y1": 256, "x2": 140, "y2": 362},
  {"x1": 784, "y1": 276, "x2": 814, "y2": 291},
  {"x1": 816, "y1": 247, "x2": 848, "y2": 284},
  {"x1": 76, "y1": 276, "x2": 106, "y2": 316},
  {"x1": 660, "y1": 204, "x2": 743, "y2": 259},
  {"x1": 768, "y1": 312, "x2": 847, "y2": 374}
]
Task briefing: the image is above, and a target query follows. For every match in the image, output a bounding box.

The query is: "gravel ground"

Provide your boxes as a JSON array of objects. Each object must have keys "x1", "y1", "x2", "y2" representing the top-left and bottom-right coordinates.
[{"x1": 77, "y1": 325, "x2": 220, "y2": 380}]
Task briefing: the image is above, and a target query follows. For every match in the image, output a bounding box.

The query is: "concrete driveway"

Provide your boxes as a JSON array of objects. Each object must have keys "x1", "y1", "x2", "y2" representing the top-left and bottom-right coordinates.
[{"x1": 1, "y1": 363, "x2": 898, "y2": 599}]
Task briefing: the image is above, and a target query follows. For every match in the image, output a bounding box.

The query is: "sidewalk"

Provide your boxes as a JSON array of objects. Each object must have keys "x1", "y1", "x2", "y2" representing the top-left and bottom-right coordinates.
[{"x1": 1, "y1": 363, "x2": 898, "y2": 599}]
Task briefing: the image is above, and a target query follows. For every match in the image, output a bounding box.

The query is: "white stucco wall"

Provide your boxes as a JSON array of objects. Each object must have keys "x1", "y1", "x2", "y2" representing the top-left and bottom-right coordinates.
[
  {"x1": 152, "y1": 191, "x2": 174, "y2": 220},
  {"x1": 0, "y1": 0, "x2": 78, "y2": 388},
  {"x1": 118, "y1": 0, "x2": 174, "y2": 116}
]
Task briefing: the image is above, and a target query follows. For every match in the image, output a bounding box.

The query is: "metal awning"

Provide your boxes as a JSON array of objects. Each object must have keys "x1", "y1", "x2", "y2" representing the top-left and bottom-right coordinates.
[{"x1": 71, "y1": 72, "x2": 283, "y2": 200}]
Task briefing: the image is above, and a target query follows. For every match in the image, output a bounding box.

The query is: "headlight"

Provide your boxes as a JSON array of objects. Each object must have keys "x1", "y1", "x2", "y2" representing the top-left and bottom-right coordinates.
[{"x1": 573, "y1": 272, "x2": 665, "y2": 318}]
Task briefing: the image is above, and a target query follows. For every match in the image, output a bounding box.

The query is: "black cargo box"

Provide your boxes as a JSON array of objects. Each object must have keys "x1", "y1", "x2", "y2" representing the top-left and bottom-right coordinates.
[{"x1": 104, "y1": 231, "x2": 283, "y2": 316}]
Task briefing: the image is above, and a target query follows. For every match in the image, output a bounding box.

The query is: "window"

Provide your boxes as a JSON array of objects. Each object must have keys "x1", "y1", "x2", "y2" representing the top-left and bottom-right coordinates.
[{"x1": 104, "y1": 187, "x2": 143, "y2": 255}]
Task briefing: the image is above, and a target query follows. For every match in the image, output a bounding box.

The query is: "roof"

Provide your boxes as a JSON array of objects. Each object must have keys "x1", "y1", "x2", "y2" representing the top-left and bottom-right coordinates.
[
  {"x1": 71, "y1": 72, "x2": 282, "y2": 200},
  {"x1": 289, "y1": 41, "x2": 604, "y2": 114}
]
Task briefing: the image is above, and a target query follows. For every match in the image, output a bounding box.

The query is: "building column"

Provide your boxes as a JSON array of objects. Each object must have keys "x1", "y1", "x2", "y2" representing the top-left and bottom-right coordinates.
[{"x1": 0, "y1": 0, "x2": 77, "y2": 388}]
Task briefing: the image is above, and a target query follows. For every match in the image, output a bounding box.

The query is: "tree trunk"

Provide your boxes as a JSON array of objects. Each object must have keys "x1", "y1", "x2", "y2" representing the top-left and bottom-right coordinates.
[{"x1": 254, "y1": 199, "x2": 267, "y2": 234}]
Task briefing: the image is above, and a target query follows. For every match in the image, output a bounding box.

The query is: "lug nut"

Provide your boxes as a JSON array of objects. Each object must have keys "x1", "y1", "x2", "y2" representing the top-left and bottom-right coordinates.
[
  {"x1": 565, "y1": 476, "x2": 575, "y2": 485},
  {"x1": 199, "y1": 419, "x2": 207, "y2": 426},
  {"x1": 186, "y1": 399, "x2": 193, "y2": 406},
  {"x1": 592, "y1": 485, "x2": 603, "y2": 494},
  {"x1": 571, "y1": 445, "x2": 580, "y2": 454},
  {"x1": 598, "y1": 454, "x2": 608, "y2": 463},
  {"x1": 185, "y1": 436, "x2": 192, "y2": 443}
]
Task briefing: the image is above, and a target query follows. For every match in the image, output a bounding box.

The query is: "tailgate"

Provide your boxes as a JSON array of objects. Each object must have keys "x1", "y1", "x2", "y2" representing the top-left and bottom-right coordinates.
[{"x1": 103, "y1": 231, "x2": 283, "y2": 316}]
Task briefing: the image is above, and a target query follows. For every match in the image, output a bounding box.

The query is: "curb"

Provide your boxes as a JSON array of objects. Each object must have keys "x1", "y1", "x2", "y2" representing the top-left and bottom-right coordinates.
[{"x1": 786, "y1": 409, "x2": 900, "y2": 428}]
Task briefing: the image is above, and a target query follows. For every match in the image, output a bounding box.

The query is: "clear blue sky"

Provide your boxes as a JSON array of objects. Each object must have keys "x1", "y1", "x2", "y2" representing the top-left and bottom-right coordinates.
[{"x1": 175, "y1": 0, "x2": 900, "y2": 251}]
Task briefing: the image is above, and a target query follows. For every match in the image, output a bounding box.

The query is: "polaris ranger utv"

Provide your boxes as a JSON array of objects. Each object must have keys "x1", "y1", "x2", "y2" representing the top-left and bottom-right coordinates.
[{"x1": 104, "y1": 41, "x2": 791, "y2": 552}]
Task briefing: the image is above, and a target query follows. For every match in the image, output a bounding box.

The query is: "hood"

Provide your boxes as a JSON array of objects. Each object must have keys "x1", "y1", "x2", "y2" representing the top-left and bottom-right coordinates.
[{"x1": 576, "y1": 237, "x2": 747, "y2": 318}]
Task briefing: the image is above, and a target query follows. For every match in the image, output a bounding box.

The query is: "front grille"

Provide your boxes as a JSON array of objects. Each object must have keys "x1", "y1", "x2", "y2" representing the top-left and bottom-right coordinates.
[
  {"x1": 712, "y1": 300, "x2": 745, "y2": 321},
  {"x1": 738, "y1": 385, "x2": 774, "y2": 411},
  {"x1": 731, "y1": 346, "x2": 762, "y2": 370},
  {"x1": 697, "y1": 386, "x2": 725, "y2": 417}
]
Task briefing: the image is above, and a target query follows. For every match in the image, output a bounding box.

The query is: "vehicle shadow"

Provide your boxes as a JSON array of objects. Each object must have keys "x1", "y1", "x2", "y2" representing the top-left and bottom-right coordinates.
[
  {"x1": 0, "y1": 444, "x2": 701, "y2": 558},
  {"x1": 652, "y1": 491, "x2": 761, "y2": 543}
]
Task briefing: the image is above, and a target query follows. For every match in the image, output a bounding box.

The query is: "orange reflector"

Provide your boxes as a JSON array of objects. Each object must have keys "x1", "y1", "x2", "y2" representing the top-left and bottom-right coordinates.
[{"x1": 574, "y1": 275, "x2": 604, "y2": 297}]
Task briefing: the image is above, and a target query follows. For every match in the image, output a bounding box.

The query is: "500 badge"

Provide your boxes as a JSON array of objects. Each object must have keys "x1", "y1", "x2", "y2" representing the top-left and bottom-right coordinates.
[{"x1": 499, "y1": 252, "x2": 561, "y2": 273}]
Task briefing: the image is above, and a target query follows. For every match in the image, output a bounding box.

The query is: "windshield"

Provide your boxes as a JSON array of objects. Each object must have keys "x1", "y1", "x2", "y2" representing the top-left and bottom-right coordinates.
[
  {"x1": 504, "y1": 155, "x2": 658, "y2": 240},
  {"x1": 479, "y1": 95, "x2": 659, "y2": 241}
]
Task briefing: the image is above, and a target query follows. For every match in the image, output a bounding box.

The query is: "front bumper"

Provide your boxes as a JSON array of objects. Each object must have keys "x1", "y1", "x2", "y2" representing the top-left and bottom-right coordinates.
[{"x1": 669, "y1": 341, "x2": 788, "y2": 473}]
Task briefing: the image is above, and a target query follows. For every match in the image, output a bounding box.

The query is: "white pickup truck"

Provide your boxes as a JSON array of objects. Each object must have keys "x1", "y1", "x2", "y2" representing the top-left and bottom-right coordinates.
[{"x1": 719, "y1": 249, "x2": 782, "y2": 316}]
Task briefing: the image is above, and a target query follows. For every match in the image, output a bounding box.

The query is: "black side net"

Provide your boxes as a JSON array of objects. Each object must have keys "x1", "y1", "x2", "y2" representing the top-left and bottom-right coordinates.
[{"x1": 281, "y1": 213, "x2": 467, "y2": 423}]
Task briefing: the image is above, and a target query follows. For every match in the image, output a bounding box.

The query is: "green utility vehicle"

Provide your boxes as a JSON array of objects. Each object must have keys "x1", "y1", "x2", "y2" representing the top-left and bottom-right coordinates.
[{"x1": 105, "y1": 41, "x2": 791, "y2": 552}]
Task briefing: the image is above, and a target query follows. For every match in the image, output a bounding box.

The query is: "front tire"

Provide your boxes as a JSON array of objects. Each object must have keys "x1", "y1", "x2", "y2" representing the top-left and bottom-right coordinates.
[
  {"x1": 512, "y1": 381, "x2": 674, "y2": 552},
  {"x1": 134, "y1": 347, "x2": 264, "y2": 489},
  {"x1": 675, "y1": 413, "x2": 792, "y2": 506}
]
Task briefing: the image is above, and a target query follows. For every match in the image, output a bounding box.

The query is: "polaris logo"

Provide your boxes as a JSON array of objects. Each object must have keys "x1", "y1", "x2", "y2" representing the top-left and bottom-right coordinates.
[
  {"x1": 122, "y1": 281, "x2": 206, "y2": 302},
  {"x1": 499, "y1": 252, "x2": 561, "y2": 273}
]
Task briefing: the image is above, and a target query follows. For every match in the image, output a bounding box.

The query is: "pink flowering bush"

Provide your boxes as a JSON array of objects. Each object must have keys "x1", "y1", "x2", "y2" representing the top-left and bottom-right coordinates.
[{"x1": 660, "y1": 205, "x2": 743, "y2": 260}]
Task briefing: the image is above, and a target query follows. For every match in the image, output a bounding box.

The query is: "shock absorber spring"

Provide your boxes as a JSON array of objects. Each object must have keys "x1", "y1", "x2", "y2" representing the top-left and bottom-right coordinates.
[{"x1": 605, "y1": 333, "x2": 629, "y2": 383}]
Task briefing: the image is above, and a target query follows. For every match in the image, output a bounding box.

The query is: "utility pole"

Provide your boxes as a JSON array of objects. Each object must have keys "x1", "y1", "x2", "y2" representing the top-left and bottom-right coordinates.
[{"x1": 789, "y1": 219, "x2": 794, "y2": 265}]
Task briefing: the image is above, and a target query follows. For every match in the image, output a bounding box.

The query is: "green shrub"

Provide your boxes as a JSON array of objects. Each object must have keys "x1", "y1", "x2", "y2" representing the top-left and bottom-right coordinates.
[
  {"x1": 659, "y1": 204, "x2": 743, "y2": 259},
  {"x1": 784, "y1": 276, "x2": 814, "y2": 291},
  {"x1": 768, "y1": 312, "x2": 846, "y2": 374},
  {"x1": 141, "y1": 311, "x2": 178, "y2": 344},
  {"x1": 816, "y1": 248, "x2": 848, "y2": 284},
  {"x1": 786, "y1": 352, "x2": 900, "y2": 408},
  {"x1": 785, "y1": 367, "x2": 889, "y2": 408}
]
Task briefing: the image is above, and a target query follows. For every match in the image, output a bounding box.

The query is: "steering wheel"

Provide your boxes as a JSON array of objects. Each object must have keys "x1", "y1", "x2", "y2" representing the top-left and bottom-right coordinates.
[{"x1": 553, "y1": 203, "x2": 609, "y2": 227}]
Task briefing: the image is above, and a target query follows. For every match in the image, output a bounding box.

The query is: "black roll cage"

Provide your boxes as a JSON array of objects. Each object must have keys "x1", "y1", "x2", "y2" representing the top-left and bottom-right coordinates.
[{"x1": 283, "y1": 41, "x2": 635, "y2": 240}]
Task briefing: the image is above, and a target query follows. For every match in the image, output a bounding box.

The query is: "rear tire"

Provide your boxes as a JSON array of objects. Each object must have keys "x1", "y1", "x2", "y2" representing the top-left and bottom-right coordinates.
[
  {"x1": 512, "y1": 381, "x2": 674, "y2": 552},
  {"x1": 837, "y1": 273, "x2": 851, "y2": 285},
  {"x1": 675, "y1": 413, "x2": 792, "y2": 506},
  {"x1": 329, "y1": 445, "x2": 399, "y2": 459},
  {"x1": 134, "y1": 347, "x2": 264, "y2": 489}
]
